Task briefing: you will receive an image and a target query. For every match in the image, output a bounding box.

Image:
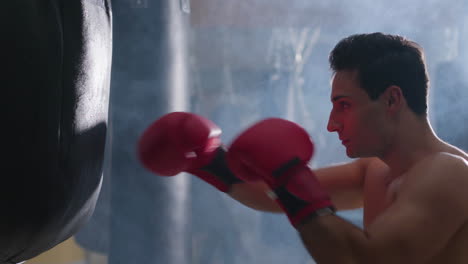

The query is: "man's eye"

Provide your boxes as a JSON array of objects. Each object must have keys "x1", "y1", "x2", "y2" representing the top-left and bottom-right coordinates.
[{"x1": 340, "y1": 102, "x2": 350, "y2": 109}]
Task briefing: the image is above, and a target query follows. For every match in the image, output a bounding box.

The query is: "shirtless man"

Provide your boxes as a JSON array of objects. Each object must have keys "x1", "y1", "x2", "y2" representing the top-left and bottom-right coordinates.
[{"x1": 138, "y1": 32, "x2": 468, "y2": 263}]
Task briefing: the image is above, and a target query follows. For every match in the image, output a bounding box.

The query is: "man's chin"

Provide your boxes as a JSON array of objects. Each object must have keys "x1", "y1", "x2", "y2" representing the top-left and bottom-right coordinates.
[
  {"x1": 345, "y1": 148, "x2": 357, "y2": 158},
  {"x1": 345, "y1": 147, "x2": 365, "y2": 159}
]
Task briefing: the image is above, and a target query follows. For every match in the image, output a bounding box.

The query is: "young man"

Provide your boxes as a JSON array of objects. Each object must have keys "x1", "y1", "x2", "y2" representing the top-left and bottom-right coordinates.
[{"x1": 139, "y1": 33, "x2": 468, "y2": 263}]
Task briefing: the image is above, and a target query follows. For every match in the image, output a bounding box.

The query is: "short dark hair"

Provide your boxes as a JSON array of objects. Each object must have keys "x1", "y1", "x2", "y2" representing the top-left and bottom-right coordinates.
[{"x1": 329, "y1": 32, "x2": 429, "y2": 116}]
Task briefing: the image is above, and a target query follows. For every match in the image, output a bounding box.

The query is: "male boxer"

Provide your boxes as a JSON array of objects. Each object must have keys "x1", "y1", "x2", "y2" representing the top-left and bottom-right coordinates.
[
  {"x1": 139, "y1": 33, "x2": 468, "y2": 263},
  {"x1": 2, "y1": 1, "x2": 112, "y2": 263}
]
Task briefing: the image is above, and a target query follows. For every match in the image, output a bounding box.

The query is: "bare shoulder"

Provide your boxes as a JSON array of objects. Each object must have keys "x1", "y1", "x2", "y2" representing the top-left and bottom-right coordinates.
[
  {"x1": 409, "y1": 152, "x2": 468, "y2": 185},
  {"x1": 405, "y1": 152, "x2": 468, "y2": 210},
  {"x1": 441, "y1": 143, "x2": 468, "y2": 161},
  {"x1": 363, "y1": 157, "x2": 389, "y2": 176},
  {"x1": 361, "y1": 157, "x2": 389, "y2": 182},
  {"x1": 416, "y1": 152, "x2": 468, "y2": 174},
  {"x1": 365, "y1": 157, "x2": 387, "y2": 169}
]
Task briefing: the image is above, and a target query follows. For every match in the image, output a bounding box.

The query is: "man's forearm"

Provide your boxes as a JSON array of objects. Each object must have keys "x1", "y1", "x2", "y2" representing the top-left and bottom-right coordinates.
[{"x1": 297, "y1": 214, "x2": 370, "y2": 264}]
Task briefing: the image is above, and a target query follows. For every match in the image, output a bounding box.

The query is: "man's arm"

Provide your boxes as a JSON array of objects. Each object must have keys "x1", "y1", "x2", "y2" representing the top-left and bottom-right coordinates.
[
  {"x1": 137, "y1": 112, "x2": 368, "y2": 213},
  {"x1": 297, "y1": 154, "x2": 468, "y2": 264},
  {"x1": 228, "y1": 158, "x2": 370, "y2": 212}
]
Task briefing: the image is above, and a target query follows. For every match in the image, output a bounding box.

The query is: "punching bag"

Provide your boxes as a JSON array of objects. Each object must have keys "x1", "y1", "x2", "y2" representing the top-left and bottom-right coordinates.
[{"x1": 1, "y1": 0, "x2": 112, "y2": 263}]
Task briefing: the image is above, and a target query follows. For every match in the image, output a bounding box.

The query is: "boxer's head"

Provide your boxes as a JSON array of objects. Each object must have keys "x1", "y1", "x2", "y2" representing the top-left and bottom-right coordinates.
[
  {"x1": 327, "y1": 33, "x2": 430, "y2": 158},
  {"x1": 329, "y1": 32, "x2": 429, "y2": 116}
]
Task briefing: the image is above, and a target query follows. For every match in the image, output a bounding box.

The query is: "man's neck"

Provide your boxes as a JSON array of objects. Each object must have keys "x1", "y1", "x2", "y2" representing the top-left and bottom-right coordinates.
[{"x1": 379, "y1": 116, "x2": 442, "y2": 178}]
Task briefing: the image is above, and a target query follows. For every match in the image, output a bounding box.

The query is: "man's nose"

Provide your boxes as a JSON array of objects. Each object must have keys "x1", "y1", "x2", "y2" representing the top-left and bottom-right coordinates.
[{"x1": 327, "y1": 116, "x2": 341, "y2": 133}]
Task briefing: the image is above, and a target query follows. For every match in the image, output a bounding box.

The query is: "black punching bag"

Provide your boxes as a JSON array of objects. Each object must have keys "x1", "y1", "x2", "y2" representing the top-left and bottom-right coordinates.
[{"x1": 1, "y1": 0, "x2": 112, "y2": 263}]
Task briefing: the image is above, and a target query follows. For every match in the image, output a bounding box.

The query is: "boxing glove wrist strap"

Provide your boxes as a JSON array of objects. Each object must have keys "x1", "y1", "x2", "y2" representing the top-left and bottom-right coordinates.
[
  {"x1": 265, "y1": 162, "x2": 336, "y2": 227},
  {"x1": 268, "y1": 186, "x2": 335, "y2": 227},
  {"x1": 191, "y1": 147, "x2": 243, "y2": 192}
]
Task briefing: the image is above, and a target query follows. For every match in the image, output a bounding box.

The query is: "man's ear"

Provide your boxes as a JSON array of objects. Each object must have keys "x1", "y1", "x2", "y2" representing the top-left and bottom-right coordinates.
[{"x1": 385, "y1": 85, "x2": 404, "y2": 112}]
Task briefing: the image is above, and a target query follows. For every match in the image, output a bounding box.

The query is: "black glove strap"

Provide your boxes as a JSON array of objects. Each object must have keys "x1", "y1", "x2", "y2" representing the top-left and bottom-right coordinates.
[
  {"x1": 270, "y1": 186, "x2": 310, "y2": 216},
  {"x1": 201, "y1": 147, "x2": 243, "y2": 186}
]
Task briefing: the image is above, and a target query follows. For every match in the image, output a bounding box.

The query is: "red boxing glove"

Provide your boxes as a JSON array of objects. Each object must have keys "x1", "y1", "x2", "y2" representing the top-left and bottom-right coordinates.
[
  {"x1": 137, "y1": 112, "x2": 242, "y2": 192},
  {"x1": 227, "y1": 118, "x2": 335, "y2": 227}
]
